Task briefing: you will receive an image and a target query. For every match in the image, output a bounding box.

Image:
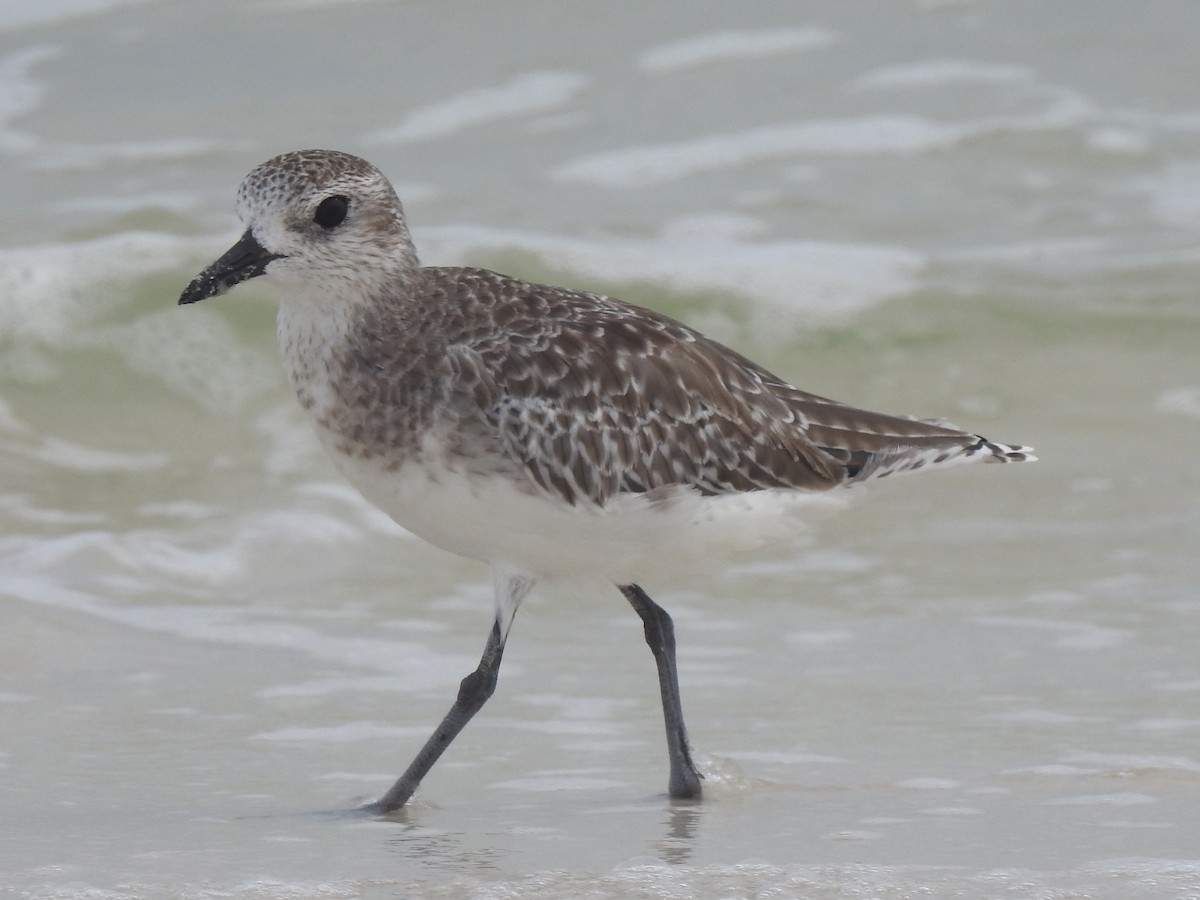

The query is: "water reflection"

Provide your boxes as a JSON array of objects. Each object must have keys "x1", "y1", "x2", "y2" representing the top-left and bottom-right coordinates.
[
  {"x1": 381, "y1": 817, "x2": 507, "y2": 873},
  {"x1": 653, "y1": 800, "x2": 702, "y2": 864},
  {"x1": 353, "y1": 792, "x2": 708, "y2": 873}
]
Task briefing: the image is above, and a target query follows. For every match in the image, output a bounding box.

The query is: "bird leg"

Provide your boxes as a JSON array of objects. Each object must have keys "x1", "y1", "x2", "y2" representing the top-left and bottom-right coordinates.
[
  {"x1": 620, "y1": 584, "x2": 703, "y2": 799},
  {"x1": 360, "y1": 571, "x2": 531, "y2": 814},
  {"x1": 362, "y1": 618, "x2": 509, "y2": 814}
]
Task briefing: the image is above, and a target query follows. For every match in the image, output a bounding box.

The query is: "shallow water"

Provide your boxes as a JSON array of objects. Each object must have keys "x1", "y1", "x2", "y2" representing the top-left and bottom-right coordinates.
[{"x1": 2, "y1": 1, "x2": 1199, "y2": 897}]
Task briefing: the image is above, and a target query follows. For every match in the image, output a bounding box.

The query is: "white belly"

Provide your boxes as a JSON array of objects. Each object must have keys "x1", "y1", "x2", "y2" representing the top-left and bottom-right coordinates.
[{"x1": 323, "y1": 433, "x2": 852, "y2": 584}]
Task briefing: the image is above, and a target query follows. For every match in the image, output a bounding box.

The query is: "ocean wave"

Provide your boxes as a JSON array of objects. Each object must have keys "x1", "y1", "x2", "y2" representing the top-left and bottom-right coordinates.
[
  {"x1": 0, "y1": 0, "x2": 156, "y2": 32},
  {"x1": 550, "y1": 81, "x2": 1101, "y2": 189},
  {"x1": 0, "y1": 231, "x2": 203, "y2": 343},
  {"x1": 0, "y1": 230, "x2": 282, "y2": 413},
  {"x1": 851, "y1": 59, "x2": 1035, "y2": 91},
  {"x1": 15, "y1": 858, "x2": 1198, "y2": 900},
  {"x1": 638, "y1": 27, "x2": 838, "y2": 73},
  {"x1": 365, "y1": 71, "x2": 590, "y2": 145},
  {"x1": 0, "y1": 45, "x2": 58, "y2": 153},
  {"x1": 421, "y1": 217, "x2": 923, "y2": 321}
]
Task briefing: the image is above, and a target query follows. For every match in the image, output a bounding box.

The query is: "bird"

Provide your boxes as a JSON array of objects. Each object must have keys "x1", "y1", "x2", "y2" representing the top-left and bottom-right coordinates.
[{"x1": 179, "y1": 149, "x2": 1034, "y2": 814}]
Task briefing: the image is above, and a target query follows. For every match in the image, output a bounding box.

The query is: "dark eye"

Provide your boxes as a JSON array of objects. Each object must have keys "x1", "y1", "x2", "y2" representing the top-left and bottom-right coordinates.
[{"x1": 313, "y1": 195, "x2": 349, "y2": 230}]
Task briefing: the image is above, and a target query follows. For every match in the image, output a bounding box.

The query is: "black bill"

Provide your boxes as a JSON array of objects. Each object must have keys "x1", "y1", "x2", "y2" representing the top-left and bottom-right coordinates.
[{"x1": 178, "y1": 229, "x2": 282, "y2": 305}]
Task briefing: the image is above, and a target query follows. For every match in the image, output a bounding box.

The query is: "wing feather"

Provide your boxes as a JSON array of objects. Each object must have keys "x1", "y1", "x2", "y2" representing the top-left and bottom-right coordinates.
[{"x1": 430, "y1": 268, "x2": 1017, "y2": 507}]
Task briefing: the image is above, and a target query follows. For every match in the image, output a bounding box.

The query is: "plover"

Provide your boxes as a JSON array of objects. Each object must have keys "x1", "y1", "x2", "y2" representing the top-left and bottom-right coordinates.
[{"x1": 179, "y1": 149, "x2": 1034, "y2": 813}]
